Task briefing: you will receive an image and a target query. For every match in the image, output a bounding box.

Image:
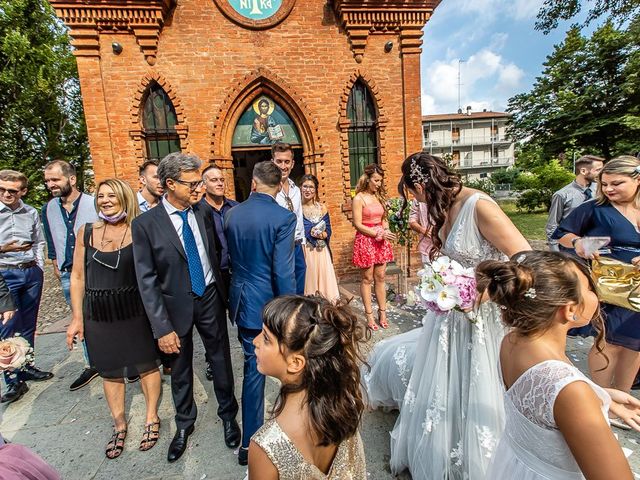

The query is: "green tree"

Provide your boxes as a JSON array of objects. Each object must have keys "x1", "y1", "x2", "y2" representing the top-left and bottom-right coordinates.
[
  {"x1": 0, "y1": 0, "x2": 88, "y2": 206},
  {"x1": 514, "y1": 160, "x2": 575, "y2": 212},
  {"x1": 508, "y1": 20, "x2": 640, "y2": 161},
  {"x1": 536, "y1": 0, "x2": 640, "y2": 34},
  {"x1": 490, "y1": 167, "x2": 521, "y2": 186}
]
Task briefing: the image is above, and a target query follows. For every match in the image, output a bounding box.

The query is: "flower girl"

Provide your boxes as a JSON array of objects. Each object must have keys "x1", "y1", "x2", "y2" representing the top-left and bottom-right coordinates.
[
  {"x1": 477, "y1": 250, "x2": 639, "y2": 479},
  {"x1": 248, "y1": 295, "x2": 368, "y2": 479}
]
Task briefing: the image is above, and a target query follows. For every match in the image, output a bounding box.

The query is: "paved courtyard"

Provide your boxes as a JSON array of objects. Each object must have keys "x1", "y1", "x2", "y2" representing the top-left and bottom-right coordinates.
[{"x1": 1, "y1": 265, "x2": 639, "y2": 479}]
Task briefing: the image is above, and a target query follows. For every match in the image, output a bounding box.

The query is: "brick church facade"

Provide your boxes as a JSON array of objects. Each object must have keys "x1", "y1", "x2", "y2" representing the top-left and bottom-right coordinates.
[{"x1": 50, "y1": 0, "x2": 440, "y2": 276}]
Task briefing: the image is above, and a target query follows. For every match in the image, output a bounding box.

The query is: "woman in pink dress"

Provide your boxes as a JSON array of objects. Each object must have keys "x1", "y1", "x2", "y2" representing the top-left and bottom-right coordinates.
[
  {"x1": 352, "y1": 164, "x2": 395, "y2": 331},
  {"x1": 300, "y1": 174, "x2": 340, "y2": 302}
]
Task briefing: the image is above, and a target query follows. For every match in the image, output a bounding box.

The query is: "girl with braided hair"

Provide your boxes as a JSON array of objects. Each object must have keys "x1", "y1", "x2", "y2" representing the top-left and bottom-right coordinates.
[{"x1": 248, "y1": 295, "x2": 369, "y2": 479}]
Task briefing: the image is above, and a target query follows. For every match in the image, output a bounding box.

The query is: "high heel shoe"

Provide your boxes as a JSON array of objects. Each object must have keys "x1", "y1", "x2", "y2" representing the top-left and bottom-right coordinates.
[
  {"x1": 378, "y1": 309, "x2": 389, "y2": 329},
  {"x1": 365, "y1": 310, "x2": 379, "y2": 331}
]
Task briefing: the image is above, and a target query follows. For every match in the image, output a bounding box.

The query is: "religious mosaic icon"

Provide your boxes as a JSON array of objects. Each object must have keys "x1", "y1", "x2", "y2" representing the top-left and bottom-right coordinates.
[
  {"x1": 232, "y1": 95, "x2": 301, "y2": 147},
  {"x1": 228, "y1": 0, "x2": 283, "y2": 20}
]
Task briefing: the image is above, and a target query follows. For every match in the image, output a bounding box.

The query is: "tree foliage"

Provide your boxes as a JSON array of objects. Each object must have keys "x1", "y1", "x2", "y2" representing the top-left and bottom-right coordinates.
[
  {"x1": 0, "y1": 0, "x2": 88, "y2": 206},
  {"x1": 508, "y1": 19, "x2": 640, "y2": 161},
  {"x1": 536, "y1": 0, "x2": 640, "y2": 34},
  {"x1": 514, "y1": 160, "x2": 575, "y2": 212}
]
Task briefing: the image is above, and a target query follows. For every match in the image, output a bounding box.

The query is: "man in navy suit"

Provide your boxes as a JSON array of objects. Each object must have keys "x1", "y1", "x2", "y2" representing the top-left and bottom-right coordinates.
[
  {"x1": 224, "y1": 161, "x2": 296, "y2": 465},
  {"x1": 132, "y1": 153, "x2": 240, "y2": 463}
]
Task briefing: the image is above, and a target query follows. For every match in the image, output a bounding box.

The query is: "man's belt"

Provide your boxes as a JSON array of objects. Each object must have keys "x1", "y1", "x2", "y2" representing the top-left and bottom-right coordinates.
[
  {"x1": 295, "y1": 239, "x2": 303, "y2": 245},
  {"x1": 0, "y1": 260, "x2": 38, "y2": 271}
]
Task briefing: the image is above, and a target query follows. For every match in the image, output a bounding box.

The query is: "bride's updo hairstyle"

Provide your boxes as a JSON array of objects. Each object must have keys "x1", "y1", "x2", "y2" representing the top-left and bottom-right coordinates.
[
  {"x1": 476, "y1": 251, "x2": 605, "y2": 355},
  {"x1": 262, "y1": 295, "x2": 370, "y2": 446},
  {"x1": 398, "y1": 152, "x2": 463, "y2": 259}
]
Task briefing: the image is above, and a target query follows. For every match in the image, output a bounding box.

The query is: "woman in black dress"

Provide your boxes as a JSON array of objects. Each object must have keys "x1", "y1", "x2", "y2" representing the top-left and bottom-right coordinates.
[{"x1": 67, "y1": 179, "x2": 161, "y2": 459}]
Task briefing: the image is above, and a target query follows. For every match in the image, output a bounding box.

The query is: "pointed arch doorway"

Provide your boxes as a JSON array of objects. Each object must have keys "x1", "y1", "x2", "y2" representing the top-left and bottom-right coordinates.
[{"x1": 230, "y1": 94, "x2": 304, "y2": 201}]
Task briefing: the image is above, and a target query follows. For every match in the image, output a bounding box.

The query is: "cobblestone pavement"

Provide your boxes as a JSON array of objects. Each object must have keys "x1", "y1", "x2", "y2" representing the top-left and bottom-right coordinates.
[{"x1": 0, "y1": 263, "x2": 639, "y2": 479}]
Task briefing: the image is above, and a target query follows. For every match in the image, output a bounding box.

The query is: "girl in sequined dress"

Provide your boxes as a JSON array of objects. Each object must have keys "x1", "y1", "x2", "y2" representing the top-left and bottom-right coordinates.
[{"x1": 248, "y1": 295, "x2": 369, "y2": 480}]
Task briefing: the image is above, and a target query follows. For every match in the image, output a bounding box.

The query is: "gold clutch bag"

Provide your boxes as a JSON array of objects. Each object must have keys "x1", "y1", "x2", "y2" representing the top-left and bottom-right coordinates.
[{"x1": 591, "y1": 257, "x2": 640, "y2": 312}]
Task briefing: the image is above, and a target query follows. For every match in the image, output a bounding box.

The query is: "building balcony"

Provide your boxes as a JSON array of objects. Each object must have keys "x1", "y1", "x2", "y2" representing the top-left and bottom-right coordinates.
[
  {"x1": 458, "y1": 157, "x2": 514, "y2": 170},
  {"x1": 423, "y1": 135, "x2": 511, "y2": 148}
]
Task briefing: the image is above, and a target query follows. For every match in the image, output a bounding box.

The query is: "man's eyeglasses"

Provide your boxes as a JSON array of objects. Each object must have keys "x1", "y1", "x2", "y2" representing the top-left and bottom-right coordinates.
[
  {"x1": 173, "y1": 179, "x2": 203, "y2": 191},
  {"x1": 0, "y1": 187, "x2": 21, "y2": 196}
]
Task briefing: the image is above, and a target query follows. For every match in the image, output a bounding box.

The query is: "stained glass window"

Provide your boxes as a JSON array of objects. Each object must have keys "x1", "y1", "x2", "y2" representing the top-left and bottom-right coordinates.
[
  {"x1": 347, "y1": 80, "x2": 379, "y2": 188},
  {"x1": 142, "y1": 83, "x2": 181, "y2": 162}
]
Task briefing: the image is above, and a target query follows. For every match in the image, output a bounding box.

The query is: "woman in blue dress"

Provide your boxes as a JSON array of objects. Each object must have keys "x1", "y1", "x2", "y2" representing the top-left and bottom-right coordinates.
[{"x1": 553, "y1": 156, "x2": 640, "y2": 414}]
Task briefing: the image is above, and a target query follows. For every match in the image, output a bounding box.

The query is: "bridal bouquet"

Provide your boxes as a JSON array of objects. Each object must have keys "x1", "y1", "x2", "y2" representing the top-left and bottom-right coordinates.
[
  {"x1": 417, "y1": 256, "x2": 477, "y2": 315},
  {"x1": 0, "y1": 335, "x2": 33, "y2": 372}
]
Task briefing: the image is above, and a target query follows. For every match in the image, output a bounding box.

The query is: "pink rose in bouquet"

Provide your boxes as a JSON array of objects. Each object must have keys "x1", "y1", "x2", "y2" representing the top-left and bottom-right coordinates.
[
  {"x1": 0, "y1": 336, "x2": 32, "y2": 372},
  {"x1": 417, "y1": 256, "x2": 477, "y2": 320}
]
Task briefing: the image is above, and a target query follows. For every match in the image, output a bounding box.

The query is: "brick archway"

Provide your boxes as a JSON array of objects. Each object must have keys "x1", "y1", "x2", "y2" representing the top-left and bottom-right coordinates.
[
  {"x1": 210, "y1": 67, "x2": 325, "y2": 198},
  {"x1": 337, "y1": 69, "x2": 388, "y2": 216},
  {"x1": 129, "y1": 72, "x2": 189, "y2": 165}
]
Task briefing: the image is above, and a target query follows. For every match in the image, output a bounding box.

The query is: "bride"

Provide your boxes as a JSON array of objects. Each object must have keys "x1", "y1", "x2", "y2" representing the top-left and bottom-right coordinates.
[{"x1": 364, "y1": 153, "x2": 531, "y2": 479}]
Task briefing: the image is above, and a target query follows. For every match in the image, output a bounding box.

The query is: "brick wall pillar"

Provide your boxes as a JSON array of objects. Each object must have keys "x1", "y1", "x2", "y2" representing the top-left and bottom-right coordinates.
[
  {"x1": 400, "y1": 26, "x2": 425, "y2": 157},
  {"x1": 76, "y1": 55, "x2": 117, "y2": 180}
]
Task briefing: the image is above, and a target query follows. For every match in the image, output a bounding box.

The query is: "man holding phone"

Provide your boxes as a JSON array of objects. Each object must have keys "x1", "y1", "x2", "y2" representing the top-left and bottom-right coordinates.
[{"x1": 0, "y1": 170, "x2": 52, "y2": 404}]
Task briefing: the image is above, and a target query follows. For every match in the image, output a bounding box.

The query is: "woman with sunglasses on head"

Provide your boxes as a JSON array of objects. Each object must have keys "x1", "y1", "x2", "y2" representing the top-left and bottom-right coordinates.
[
  {"x1": 67, "y1": 179, "x2": 161, "y2": 460},
  {"x1": 351, "y1": 164, "x2": 396, "y2": 331},
  {"x1": 553, "y1": 156, "x2": 640, "y2": 429}
]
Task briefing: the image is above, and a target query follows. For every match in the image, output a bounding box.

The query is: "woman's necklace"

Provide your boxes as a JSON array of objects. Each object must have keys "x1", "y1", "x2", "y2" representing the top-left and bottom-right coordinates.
[{"x1": 92, "y1": 223, "x2": 129, "y2": 270}]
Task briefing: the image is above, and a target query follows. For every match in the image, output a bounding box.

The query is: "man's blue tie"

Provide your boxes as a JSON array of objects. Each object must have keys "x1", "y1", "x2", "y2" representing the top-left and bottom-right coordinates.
[
  {"x1": 176, "y1": 210, "x2": 206, "y2": 297},
  {"x1": 584, "y1": 187, "x2": 593, "y2": 200}
]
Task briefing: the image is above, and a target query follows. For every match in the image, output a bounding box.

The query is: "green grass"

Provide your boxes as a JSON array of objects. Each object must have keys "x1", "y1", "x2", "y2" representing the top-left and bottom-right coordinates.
[{"x1": 498, "y1": 201, "x2": 548, "y2": 241}]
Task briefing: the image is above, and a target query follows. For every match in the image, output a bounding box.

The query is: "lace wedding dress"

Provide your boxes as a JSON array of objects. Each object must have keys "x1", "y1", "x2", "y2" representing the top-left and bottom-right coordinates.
[
  {"x1": 364, "y1": 193, "x2": 506, "y2": 479},
  {"x1": 488, "y1": 360, "x2": 610, "y2": 479}
]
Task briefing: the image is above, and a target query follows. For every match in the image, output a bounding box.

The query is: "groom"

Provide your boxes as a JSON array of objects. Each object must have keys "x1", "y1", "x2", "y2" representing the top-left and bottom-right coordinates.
[
  {"x1": 132, "y1": 152, "x2": 240, "y2": 463},
  {"x1": 225, "y1": 161, "x2": 296, "y2": 465}
]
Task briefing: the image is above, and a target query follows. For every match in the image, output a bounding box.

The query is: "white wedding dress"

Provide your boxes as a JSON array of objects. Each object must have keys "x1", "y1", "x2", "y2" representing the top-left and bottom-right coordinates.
[
  {"x1": 488, "y1": 360, "x2": 610, "y2": 479},
  {"x1": 364, "y1": 193, "x2": 507, "y2": 479}
]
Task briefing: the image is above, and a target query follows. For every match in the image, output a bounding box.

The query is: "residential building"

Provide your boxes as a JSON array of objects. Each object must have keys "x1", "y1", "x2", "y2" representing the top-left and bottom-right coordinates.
[{"x1": 422, "y1": 108, "x2": 515, "y2": 179}]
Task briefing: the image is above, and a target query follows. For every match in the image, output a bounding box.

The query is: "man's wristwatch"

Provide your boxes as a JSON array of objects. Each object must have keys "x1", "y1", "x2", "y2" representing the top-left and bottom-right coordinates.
[{"x1": 571, "y1": 237, "x2": 582, "y2": 248}]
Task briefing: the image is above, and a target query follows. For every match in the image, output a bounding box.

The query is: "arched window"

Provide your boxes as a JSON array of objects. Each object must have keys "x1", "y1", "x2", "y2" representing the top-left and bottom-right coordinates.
[
  {"x1": 347, "y1": 80, "x2": 379, "y2": 188},
  {"x1": 142, "y1": 83, "x2": 181, "y2": 162}
]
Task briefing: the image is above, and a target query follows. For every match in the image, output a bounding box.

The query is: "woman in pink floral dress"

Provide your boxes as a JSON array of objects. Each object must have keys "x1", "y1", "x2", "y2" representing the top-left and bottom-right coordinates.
[{"x1": 352, "y1": 164, "x2": 395, "y2": 331}]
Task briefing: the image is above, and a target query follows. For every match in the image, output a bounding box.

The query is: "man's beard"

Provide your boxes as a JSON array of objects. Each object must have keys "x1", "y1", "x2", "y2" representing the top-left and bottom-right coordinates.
[
  {"x1": 51, "y1": 181, "x2": 73, "y2": 198},
  {"x1": 145, "y1": 184, "x2": 162, "y2": 199}
]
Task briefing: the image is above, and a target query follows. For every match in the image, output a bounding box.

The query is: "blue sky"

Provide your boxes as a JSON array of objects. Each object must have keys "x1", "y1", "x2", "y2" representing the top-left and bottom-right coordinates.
[{"x1": 419, "y1": 0, "x2": 592, "y2": 114}]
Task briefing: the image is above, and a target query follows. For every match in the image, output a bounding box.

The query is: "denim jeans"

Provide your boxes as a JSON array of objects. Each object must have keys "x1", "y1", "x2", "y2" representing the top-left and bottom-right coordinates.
[
  {"x1": 0, "y1": 266, "x2": 44, "y2": 384},
  {"x1": 59, "y1": 270, "x2": 90, "y2": 366},
  {"x1": 237, "y1": 327, "x2": 264, "y2": 449}
]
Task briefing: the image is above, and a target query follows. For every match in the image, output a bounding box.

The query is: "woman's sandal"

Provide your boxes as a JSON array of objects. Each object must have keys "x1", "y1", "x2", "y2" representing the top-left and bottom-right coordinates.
[
  {"x1": 378, "y1": 309, "x2": 389, "y2": 329},
  {"x1": 365, "y1": 310, "x2": 379, "y2": 331},
  {"x1": 139, "y1": 419, "x2": 161, "y2": 451},
  {"x1": 105, "y1": 427, "x2": 127, "y2": 459}
]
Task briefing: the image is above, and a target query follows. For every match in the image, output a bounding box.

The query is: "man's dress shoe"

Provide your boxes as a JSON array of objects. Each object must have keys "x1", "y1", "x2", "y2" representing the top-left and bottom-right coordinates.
[
  {"x1": 223, "y1": 419, "x2": 241, "y2": 448},
  {"x1": 167, "y1": 425, "x2": 194, "y2": 462}
]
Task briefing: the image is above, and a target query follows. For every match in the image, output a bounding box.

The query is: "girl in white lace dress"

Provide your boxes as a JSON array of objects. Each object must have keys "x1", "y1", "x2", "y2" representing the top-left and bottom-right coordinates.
[
  {"x1": 477, "y1": 251, "x2": 639, "y2": 479},
  {"x1": 364, "y1": 153, "x2": 531, "y2": 479}
]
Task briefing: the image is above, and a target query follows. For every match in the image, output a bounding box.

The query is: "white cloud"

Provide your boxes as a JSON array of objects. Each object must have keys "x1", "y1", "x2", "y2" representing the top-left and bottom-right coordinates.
[
  {"x1": 421, "y1": 48, "x2": 525, "y2": 114},
  {"x1": 497, "y1": 63, "x2": 525, "y2": 90},
  {"x1": 508, "y1": 0, "x2": 544, "y2": 20}
]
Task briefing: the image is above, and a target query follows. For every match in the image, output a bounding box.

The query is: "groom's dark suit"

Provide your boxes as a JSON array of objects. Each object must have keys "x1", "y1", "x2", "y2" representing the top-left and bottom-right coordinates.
[
  {"x1": 225, "y1": 192, "x2": 296, "y2": 448},
  {"x1": 132, "y1": 199, "x2": 238, "y2": 430}
]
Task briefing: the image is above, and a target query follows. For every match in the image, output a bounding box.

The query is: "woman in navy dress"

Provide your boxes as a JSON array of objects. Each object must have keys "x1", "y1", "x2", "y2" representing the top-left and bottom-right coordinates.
[{"x1": 553, "y1": 156, "x2": 640, "y2": 409}]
